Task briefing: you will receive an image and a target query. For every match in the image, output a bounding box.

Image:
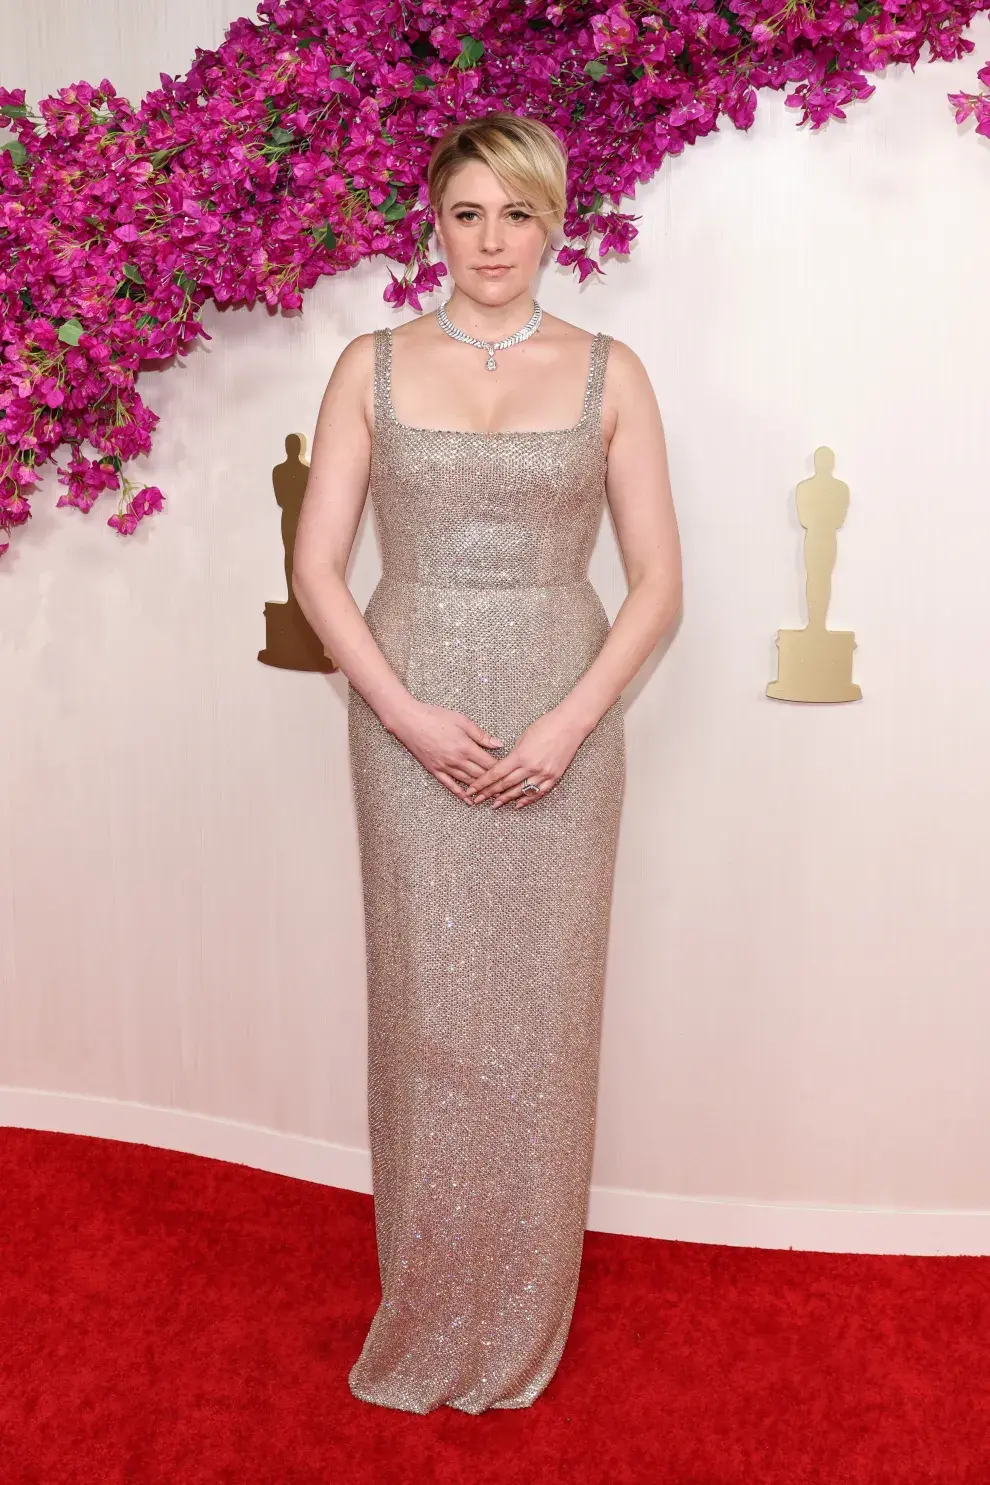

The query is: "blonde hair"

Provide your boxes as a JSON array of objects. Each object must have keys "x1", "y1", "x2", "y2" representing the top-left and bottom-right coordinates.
[{"x1": 427, "y1": 111, "x2": 568, "y2": 241}]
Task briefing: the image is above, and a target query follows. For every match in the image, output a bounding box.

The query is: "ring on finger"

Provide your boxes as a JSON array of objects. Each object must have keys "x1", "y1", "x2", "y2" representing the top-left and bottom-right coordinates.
[{"x1": 493, "y1": 776, "x2": 544, "y2": 807}]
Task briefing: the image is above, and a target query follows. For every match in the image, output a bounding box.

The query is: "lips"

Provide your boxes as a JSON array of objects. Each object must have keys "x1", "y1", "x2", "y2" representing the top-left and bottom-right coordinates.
[{"x1": 476, "y1": 266, "x2": 509, "y2": 274}]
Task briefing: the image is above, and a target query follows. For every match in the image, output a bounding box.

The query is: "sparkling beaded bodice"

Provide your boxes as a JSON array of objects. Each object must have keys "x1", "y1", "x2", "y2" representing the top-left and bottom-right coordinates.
[{"x1": 370, "y1": 327, "x2": 611, "y2": 590}]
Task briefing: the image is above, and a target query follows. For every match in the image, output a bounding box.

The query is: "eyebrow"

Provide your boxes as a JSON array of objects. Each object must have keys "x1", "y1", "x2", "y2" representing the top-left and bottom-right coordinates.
[{"x1": 448, "y1": 200, "x2": 530, "y2": 211}]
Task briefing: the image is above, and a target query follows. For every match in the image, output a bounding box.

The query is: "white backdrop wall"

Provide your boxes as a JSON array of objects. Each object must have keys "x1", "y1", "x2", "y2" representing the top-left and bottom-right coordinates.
[{"x1": 3, "y1": 2, "x2": 990, "y2": 1255}]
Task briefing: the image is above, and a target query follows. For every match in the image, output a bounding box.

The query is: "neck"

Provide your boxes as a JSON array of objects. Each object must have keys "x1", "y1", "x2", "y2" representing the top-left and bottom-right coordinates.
[{"x1": 441, "y1": 289, "x2": 537, "y2": 342}]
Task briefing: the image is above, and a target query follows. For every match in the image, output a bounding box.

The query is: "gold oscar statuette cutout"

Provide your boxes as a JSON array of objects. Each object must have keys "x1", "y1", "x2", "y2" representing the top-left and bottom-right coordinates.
[
  {"x1": 766, "y1": 446, "x2": 862, "y2": 703},
  {"x1": 258, "y1": 433, "x2": 337, "y2": 673}
]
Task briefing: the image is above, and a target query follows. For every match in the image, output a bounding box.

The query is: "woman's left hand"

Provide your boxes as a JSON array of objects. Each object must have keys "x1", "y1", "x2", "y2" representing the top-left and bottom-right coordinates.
[{"x1": 467, "y1": 707, "x2": 588, "y2": 809}]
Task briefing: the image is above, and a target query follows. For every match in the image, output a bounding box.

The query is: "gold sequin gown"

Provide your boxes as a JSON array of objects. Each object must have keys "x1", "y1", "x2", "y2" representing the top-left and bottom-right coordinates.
[{"x1": 346, "y1": 326, "x2": 625, "y2": 1414}]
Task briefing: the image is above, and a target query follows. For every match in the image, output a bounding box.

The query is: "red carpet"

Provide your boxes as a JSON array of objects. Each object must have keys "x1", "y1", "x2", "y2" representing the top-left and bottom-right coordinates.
[{"x1": 0, "y1": 1127, "x2": 987, "y2": 1484}]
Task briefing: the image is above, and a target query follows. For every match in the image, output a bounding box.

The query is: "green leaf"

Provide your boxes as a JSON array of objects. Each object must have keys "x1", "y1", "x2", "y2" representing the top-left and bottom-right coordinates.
[
  {"x1": 412, "y1": 75, "x2": 434, "y2": 91},
  {"x1": 381, "y1": 202, "x2": 407, "y2": 223},
  {"x1": 310, "y1": 223, "x2": 337, "y2": 252},
  {"x1": 584, "y1": 58, "x2": 608, "y2": 81},
  {"x1": 269, "y1": 125, "x2": 295, "y2": 146},
  {"x1": 174, "y1": 270, "x2": 198, "y2": 294},
  {"x1": 0, "y1": 103, "x2": 29, "y2": 118},
  {"x1": 454, "y1": 36, "x2": 484, "y2": 68},
  {"x1": 379, "y1": 186, "x2": 398, "y2": 212},
  {"x1": 135, "y1": 314, "x2": 159, "y2": 330},
  {"x1": 122, "y1": 264, "x2": 145, "y2": 285},
  {"x1": 57, "y1": 318, "x2": 84, "y2": 346},
  {"x1": 2, "y1": 138, "x2": 27, "y2": 167},
  {"x1": 381, "y1": 130, "x2": 396, "y2": 144}
]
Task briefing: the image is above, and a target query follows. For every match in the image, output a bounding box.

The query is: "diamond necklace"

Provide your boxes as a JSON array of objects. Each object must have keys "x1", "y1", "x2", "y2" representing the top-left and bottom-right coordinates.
[{"x1": 436, "y1": 297, "x2": 543, "y2": 371}]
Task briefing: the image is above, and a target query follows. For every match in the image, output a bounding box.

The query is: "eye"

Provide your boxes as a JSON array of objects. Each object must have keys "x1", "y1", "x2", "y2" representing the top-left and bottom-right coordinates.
[{"x1": 454, "y1": 210, "x2": 533, "y2": 223}]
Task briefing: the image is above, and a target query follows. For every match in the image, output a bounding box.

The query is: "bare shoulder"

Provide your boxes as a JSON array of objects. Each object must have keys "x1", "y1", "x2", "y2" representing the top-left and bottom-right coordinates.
[
  {"x1": 541, "y1": 315, "x2": 641, "y2": 383},
  {"x1": 536, "y1": 311, "x2": 596, "y2": 353},
  {"x1": 601, "y1": 334, "x2": 648, "y2": 378},
  {"x1": 601, "y1": 335, "x2": 659, "y2": 409},
  {"x1": 321, "y1": 328, "x2": 377, "y2": 387},
  {"x1": 315, "y1": 330, "x2": 378, "y2": 433},
  {"x1": 390, "y1": 313, "x2": 440, "y2": 346},
  {"x1": 593, "y1": 336, "x2": 661, "y2": 453},
  {"x1": 337, "y1": 328, "x2": 378, "y2": 372}
]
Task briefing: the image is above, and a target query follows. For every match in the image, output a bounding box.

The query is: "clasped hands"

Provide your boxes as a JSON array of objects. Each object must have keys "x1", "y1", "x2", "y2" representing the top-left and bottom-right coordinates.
[{"x1": 390, "y1": 698, "x2": 588, "y2": 809}]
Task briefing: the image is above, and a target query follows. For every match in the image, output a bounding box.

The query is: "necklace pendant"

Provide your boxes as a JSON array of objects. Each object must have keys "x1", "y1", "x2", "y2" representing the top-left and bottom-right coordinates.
[{"x1": 434, "y1": 298, "x2": 542, "y2": 373}]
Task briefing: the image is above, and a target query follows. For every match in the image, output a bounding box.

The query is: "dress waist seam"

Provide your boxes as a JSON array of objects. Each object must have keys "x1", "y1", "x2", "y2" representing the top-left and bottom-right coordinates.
[{"x1": 377, "y1": 575, "x2": 592, "y2": 591}]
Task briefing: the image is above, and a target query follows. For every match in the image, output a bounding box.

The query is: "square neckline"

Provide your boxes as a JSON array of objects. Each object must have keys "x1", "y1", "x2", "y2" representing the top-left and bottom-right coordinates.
[{"x1": 381, "y1": 327, "x2": 603, "y2": 439}]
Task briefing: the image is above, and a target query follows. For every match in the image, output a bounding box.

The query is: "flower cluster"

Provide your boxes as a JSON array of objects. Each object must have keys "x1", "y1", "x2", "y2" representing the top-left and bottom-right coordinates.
[{"x1": 1, "y1": 0, "x2": 987, "y2": 557}]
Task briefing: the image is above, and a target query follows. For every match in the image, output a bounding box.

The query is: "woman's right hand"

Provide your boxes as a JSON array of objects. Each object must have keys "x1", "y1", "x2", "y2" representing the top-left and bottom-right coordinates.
[{"x1": 388, "y1": 700, "x2": 504, "y2": 804}]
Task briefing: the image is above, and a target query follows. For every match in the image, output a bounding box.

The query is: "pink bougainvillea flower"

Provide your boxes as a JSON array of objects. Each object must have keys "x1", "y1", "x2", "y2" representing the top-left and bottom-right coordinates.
[{"x1": 2, "y1": 1, "x2": 990, "y2": 558}]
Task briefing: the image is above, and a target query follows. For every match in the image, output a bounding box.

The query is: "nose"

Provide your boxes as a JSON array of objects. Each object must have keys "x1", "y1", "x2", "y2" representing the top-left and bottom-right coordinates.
[{"x1": 480, "y1": 217, "x2": 505, "y2": 254}]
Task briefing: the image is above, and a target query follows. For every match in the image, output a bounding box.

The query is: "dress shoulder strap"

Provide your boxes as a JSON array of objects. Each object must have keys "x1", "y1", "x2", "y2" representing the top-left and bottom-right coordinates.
[
  {"x1": 584, "y1": 332, "x2": 612, "y2": 431},
  {"x1": 372, "y1": 327, "x2": 392, "y2": 431}
]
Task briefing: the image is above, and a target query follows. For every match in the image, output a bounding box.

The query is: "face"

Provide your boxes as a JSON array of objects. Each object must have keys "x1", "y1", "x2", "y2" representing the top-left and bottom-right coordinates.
[{"x1": 434, "y1": 159, "x2": 552, "y2": 301}]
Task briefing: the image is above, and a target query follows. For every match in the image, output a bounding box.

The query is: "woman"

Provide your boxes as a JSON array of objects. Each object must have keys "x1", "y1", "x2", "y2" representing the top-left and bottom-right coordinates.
[{"x1": 292, "y1": 111, "x2": 681, "y2": 1414}]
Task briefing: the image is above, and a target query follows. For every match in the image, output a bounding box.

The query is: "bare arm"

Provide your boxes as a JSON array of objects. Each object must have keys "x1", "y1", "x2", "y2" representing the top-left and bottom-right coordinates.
[
  {"x1": 291, "y1": 333, "x2": 415, "y2": 733},
  {"x1": 470, "y1": 339, "x2": 682, "y2": 808},
  {"x1": 291, "y1": 334, "x2": 505, "y2": 803},
  {"x1": 554, "y1": 337, "x2": 682, "y2": 739}
]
